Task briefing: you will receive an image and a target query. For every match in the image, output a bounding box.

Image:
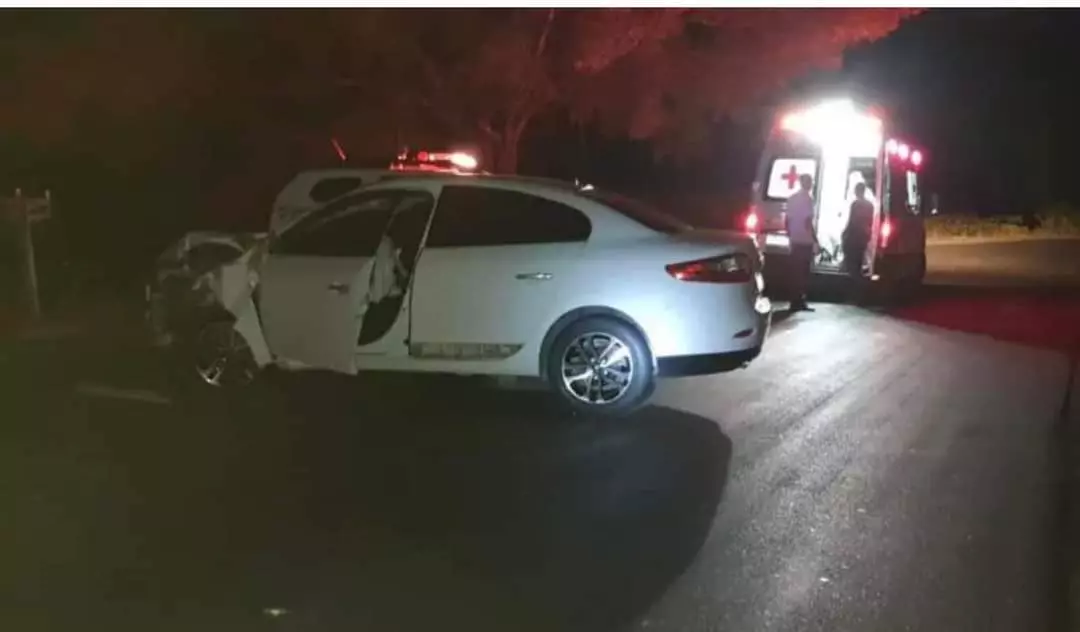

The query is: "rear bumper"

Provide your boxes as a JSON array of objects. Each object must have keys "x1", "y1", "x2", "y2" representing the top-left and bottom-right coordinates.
[
  {"x1": 654, "y1": 295, "x2": 770, "y2": 378},
  {"x1": 657, "y1": 344, "x2": 764, "y2": 377}
]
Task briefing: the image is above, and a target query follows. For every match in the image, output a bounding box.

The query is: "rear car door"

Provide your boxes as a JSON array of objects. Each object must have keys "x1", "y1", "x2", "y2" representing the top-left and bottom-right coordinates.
[
  {"x1": 258, "y1": 191, "x2": 399, "y2": 372},
  {"x1": 408, "y1": 185, "x2": 592, "y2": 373}
]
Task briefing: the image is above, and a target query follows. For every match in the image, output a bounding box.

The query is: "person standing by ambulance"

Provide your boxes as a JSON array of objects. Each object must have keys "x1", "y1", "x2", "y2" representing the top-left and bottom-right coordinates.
[
  {"x1": 842, "y1": 182, "x2": 875, "y2": 278},
  {"x1": 785, "y1": 173, "x2": 819, "y2": 312}
]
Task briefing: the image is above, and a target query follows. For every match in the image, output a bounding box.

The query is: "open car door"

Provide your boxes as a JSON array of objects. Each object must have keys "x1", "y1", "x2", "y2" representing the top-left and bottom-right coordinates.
[{"x1": 257, "y1": 191, "x2": 401, "y2": 373}]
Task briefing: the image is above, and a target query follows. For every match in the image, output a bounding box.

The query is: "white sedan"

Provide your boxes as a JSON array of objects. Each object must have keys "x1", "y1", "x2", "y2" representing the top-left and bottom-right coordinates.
[{"x1": 185, "y1": 174, "x2": 771, "y2": 416}]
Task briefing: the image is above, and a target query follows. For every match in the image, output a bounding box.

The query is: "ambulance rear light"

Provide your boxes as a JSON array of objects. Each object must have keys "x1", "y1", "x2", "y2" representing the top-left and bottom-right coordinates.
[
  {"x1": 880, "y1": 219, "x2": 893, "y2": 248},
  {"x1": 744, "y1": 209, "x2": 760, "y2": 233},
  {"x1": 666, "y1": 254, "x2": 753, "y2": 284},
  {"x1": 886, "y1": 138, "x2": 925, "y2": 169}
]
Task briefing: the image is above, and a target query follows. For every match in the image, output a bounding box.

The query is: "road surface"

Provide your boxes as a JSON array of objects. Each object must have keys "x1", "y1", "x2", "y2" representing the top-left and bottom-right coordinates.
[
  {"x1": 2, "y1": 239, "x2": 1078, "y2": 632},
  {"x1": 928, "y1": 237, "x2": 1080, "y2": 287}
]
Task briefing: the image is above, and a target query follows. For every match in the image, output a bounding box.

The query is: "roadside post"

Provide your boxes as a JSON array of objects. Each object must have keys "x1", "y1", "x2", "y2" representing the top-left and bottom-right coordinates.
[{"x1": 2, "y1": 188, "x2": 52, "y2": 318}]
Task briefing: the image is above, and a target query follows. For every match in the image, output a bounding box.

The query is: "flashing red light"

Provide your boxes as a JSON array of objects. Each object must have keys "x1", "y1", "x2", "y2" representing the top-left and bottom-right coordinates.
[
  {"x1": 897, "y1": 144, "x2": 910, "y2": 160},
  {"x1": 417, "y1": 151, "x2": 430, "y2": 162},
  {"x1": 885, "y1": 139, "x2": 899, "y2": 154},
  {"x1": 745, "y1": 210, "x2": 760, "y2": 233},
  {"x1": 666, "y1": 254, "x2": 753, "y2": 284},
  {"x1": 880, "y1": 219, "x2": 893, "y2": 248},
  {"x1": 911, "y1": 150, "x2": 923, "y2": 167}
]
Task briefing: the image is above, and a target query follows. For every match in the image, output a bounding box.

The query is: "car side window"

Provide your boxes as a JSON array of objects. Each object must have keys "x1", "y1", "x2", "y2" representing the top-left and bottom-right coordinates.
[
  {"x1": 273, "y1": 192, "x2": 399, "y2": 258},
  {"x1": 426, "y1": 186, "x2": 592, "y2": 248},
  {"x1": 308, "y1": 177, "x2": 366, "y2": 204}
]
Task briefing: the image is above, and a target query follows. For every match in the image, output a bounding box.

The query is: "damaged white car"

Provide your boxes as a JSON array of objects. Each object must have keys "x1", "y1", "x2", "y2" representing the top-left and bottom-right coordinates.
[
  {"x1": 150, "y1": 172, "x2": 770, "y2": 416},
  {"x1": 147, "y1": 168, "x2": 395, "y2": 349},
  {"x1": 146, "y1": 152, "x2": 485, "y2": 347}
]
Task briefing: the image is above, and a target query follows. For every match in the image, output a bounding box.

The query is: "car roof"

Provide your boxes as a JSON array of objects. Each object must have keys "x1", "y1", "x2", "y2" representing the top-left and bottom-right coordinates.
[
  {"x1": 366, "y1": 172, "x2": 673, "y2": 241},
  {"x1": 374, "y1": 171, "x2": 585, "y2": 196}
]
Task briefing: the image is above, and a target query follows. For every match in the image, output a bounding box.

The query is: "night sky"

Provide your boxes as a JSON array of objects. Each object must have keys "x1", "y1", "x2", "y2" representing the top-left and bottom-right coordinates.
[{"x1": 834, "y1": 9, "x2": 1078, "y2": 217}]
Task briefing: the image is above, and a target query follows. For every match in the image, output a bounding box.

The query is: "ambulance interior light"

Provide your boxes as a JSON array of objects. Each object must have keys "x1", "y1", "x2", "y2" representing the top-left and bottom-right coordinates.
[{"x1": 779, "y1": 98, "x2": 882, "y2": 154}]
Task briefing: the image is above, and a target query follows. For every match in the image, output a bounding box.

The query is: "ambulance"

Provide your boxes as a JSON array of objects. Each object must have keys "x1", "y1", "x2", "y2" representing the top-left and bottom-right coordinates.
[{"x1": 745, "y1": 97, "x2": 928, "y2": 295}]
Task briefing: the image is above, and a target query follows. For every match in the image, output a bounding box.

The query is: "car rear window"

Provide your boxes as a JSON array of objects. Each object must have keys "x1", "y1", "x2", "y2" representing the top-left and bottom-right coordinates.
[{"x1": 582, "y1": 190, "x2": 692, "y2": 235}]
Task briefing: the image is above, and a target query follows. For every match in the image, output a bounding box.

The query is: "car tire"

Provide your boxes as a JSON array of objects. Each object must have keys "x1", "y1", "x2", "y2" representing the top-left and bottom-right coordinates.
[
  {"x1": 169, "y1": 318, "x2": 260, "y2": 404},
  {"x1": 545, "y1": 316, "x2": 654, "y2": 417}
]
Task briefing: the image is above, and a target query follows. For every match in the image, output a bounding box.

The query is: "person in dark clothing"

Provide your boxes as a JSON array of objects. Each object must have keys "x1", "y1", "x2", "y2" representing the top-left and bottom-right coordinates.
[{"x1": 842, "y1": 182, "x2": 874, "y2": 278}]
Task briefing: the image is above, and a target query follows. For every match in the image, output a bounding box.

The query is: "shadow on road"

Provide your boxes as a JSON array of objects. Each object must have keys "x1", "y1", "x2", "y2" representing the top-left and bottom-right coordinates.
[{"x1": 4, "y1": 369, "x2": 732, "y2": 632}]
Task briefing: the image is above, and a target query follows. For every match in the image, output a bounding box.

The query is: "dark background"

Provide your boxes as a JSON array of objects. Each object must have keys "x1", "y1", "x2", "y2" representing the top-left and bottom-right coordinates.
[
  {"x1": 0, "y1": 9, "x2": 1076, "y2": 303},
  {"x1": 548, "y1": 9, "x2": 1079, "y2": 218}
]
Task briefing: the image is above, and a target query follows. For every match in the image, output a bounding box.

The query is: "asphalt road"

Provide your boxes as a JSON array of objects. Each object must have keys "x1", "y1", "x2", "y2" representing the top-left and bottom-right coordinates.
[
  {"x1": 3, "y1": 239, "x2": 1079, "y2": 632},
  {"x1": 927, "y1": 237, "x2": 1080, "y2": 287}
]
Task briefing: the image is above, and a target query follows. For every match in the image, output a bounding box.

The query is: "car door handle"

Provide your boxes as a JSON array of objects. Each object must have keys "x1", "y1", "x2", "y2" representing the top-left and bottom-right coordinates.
[
  {"x1": 515, "y1": 272, "x2": 553, "y2": 281},
  {"x1": 327, "y1": 281, "x2": 349, "y2": 294}
]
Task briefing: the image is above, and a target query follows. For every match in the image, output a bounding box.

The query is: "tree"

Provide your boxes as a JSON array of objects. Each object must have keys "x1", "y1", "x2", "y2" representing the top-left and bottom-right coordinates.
[
  {"x1": 0, "y1": 9, "x2": 924, "y2": 177},
  {"x1": 346, "y1": 8, "x2": 925, "y2": 173},
  {"x1": 0, "y1": 11, "x2": 206, "y2": 156}
]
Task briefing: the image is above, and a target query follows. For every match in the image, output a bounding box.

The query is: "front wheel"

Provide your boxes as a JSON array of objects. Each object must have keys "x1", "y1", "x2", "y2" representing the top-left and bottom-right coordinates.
[
  {"x1": 545, "y1": 317, "x2": 654, "y2": 417},
  {"x1": 170, "y1": 319, "x2": 260, "y2": 403}
]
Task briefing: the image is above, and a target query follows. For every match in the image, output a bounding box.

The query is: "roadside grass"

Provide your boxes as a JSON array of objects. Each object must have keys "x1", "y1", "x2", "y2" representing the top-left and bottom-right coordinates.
[
  {"x1": 0, "y1": 291, "x2": 144, "y2": 344},
  {"x1": 925, "y1": 207, "x2": 1080, "y2": 241},
  {"x1": 654, "y1": 194, "x2": 1080, "y2": 242}
]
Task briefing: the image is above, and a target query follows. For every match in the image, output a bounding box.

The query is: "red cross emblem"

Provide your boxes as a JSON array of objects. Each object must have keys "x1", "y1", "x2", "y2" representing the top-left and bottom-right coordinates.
[{"x1": 781, "y1": 164, "x2": 800, "y2": 190}]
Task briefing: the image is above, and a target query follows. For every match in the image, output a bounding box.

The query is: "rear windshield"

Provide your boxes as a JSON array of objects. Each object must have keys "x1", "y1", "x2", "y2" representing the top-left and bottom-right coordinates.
[{"x1": 582, "y1": 190, "x2": 692, "y2": 235}]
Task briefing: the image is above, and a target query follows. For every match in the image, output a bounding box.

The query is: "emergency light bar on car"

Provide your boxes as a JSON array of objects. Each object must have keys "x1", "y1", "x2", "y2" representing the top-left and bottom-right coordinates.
[{"x1": 389, "y1": 149, "x2": 480, "y2": 173}]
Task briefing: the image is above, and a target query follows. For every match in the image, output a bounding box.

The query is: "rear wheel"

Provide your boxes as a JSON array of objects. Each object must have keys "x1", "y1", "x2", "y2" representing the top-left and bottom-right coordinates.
[{"x1": 545, "y1": 317, "x2": 654, "y2": 417}]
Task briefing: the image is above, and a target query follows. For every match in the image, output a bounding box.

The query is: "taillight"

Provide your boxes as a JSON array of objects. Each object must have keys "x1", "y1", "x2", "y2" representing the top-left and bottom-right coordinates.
[
  {"x1": 880, "y1": 219, "x2": 893, "y2": 248},
  {"x1": 744, "y1": 210, "x2": 759, "y2": 233},
  {"x1": 666, "y1": 254, "x2": 753, "y2": 284}
]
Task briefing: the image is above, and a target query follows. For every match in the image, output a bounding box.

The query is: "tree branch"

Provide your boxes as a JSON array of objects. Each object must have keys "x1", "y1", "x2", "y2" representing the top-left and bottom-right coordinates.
[{"x1": 534, "y1": 8, "x2": 556, "y2": 58}]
